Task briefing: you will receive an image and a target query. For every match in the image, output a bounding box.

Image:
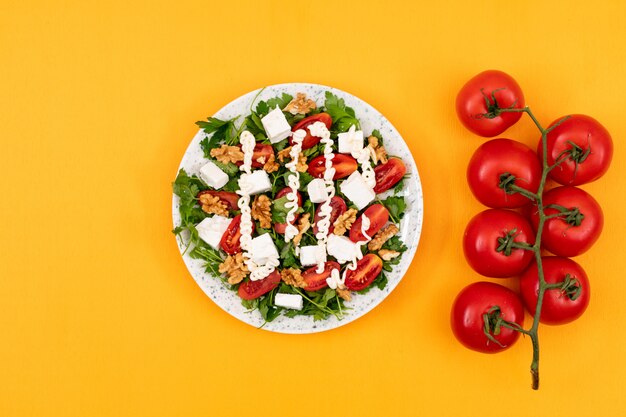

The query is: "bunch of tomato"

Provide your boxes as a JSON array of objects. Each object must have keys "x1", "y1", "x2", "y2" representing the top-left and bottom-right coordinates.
[{"x1": 451, "y1": 70, "x2": 613, "y2": 357}]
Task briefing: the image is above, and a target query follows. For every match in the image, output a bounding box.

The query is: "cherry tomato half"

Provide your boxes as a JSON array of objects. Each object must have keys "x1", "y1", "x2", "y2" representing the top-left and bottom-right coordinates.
[
  {"x1": 530, "y1": 186, "x2": 603, "y2": 257},
  {"x1": 274, "y1": 187, "x2": 303, "y2": 234},
  {"x1": 238, "y1": 270, "x2": 281, "y2": 300},
  {"x1": 373, "y1": 158, "x2": 407, "y2": 194},
  {"x1": 456, "y1": 70, "x2": 525, "y2": 137},
  {"x1": 235, "y1": 144, "x2": 275, "y2": 169},
  {"x1": 313, "y1": 196, "x2": 347, "y2": 235},
  {"x1": 541, "y1": 114, "x2": 613, "y2": 186},
  {"x1": 463, "y1": 209, "x2": 535, "y2": 278},
  {"x1": 344, "y1": 254, "x2": 383, "y2": 291},
  {"x1": 220, "y1": 214, "x2": 254, "y2": 255},
  {"x1": 197, "y1": 190, "x2": 239, "y2": 211},
  {"x1": 451, "y1": 281, "x2": 524, "y2": 353},
  {"x1": 302, "y1": 261, "x2": 341, "y2": 292},
  {"x1": 307, "y1": 154, "x2": 358, "y2": 180},
  {"x1": 519, "y1": 256, "x2": 590, "y2": 325},
  {"x1": 350, "y1": 204, "x2": 389, "y2": 243},
  {"x1": 467, "y1": 138, "x2": 542, "y2": 208},
  {"x1": 290, "y1": 113, "x2": 333, "y2": 150}
]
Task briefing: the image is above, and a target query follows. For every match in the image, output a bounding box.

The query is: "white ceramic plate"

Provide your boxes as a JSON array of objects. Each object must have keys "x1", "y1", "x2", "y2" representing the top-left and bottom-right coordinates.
[{"x1": 172, "y1": 83, "x2": 423, "y2": 334}]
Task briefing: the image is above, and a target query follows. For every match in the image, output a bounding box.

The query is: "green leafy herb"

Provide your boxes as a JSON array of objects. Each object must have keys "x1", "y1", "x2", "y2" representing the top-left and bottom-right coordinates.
[
  {"x1": 172, "y1": 169, "x2": 207, "y2": 245},
  {"x1": 370, "y1": 129, "x2": 384, "y2": 144},
  {"x1": 298, "y1": 172, "x2": 314, "y2": 191},
  {"x1": 393, "y1": 177, "x2": 406, "y2": 194},
  {"x1": 197, "y1": 116, "x2": 239, "y2": 150},
  {"x1": 189, "y1": 242, "x2": 224, "y2": 277},
  {"x1": 255, "y1": 93, "x2": 293, "y2": 117},
  {"x1": 279, "y1": 241, "x2": 299, "y2": 269},
  {"x1": 272, "y1": 195, "x2": 303, "y2": 224},
  {"x1": 324, "y1": 92, "x2": 360, "y2": 133},
  {"x1": 212, "y1": 159, "x2": 239, "y2": 177},
  {"x1": 380, "y1": 196, "x2": 407, "y2": 221}
]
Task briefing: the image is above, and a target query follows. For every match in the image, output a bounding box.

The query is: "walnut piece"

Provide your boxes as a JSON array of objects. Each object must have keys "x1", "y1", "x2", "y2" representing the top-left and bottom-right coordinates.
[
  {"x1": 368, "y1": 224, "x2": 399, "y2": 251},
  {"x1": 210, "y1": 145, "x2": 244, "y2": 165},
  {"x1": 333, "y1": 209, "x2": 358, "y2": 235},
  {"x1": 283, "y1": 92, "x2": 317, "y2": 115},
  {"x1": 263, "y1": 154, "x2": 279, "y2": 173},
  {"x1": 378, "y1": 249, "x2": 400, "y2": 261},
  {"x1": 281, "y1": 268, "x2": 307, "y2": 288},
  {"x1": 199, "y1": 193, "x2": 229, "y2": 216},
  {"x1": 293, "y1": 213, "x2": 311, "y2": 246},
  {"x1": 219, "y1": 253, "x2": 249, "y2": 284},
  {"x1": 336, "y1": 287, "x2": 352, "y2": 301},
  {"x1": 367, "y1": 135, "x2": 388, "y2": 165},
  {"x1": 277, "y1": 146, "x2": 307, "y2": 172},
  {"x1": 296, "y1": 153, "x2": 308, "y2": 173},
  {"x1": 277, "y1": 146, "x2": 292, "y2": 163},
  {"x1": 251, "y1": 195, "x2": 272, "y2": 229}
]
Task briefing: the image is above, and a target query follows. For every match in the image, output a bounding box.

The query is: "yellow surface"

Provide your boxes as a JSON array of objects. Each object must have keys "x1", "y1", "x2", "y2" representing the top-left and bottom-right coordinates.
[{"x1": 2, "y1": 0, "x2": 625, "y2": 416}]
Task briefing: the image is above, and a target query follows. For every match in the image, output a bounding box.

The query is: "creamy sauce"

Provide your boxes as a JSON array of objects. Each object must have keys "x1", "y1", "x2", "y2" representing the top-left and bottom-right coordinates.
[
  {"x1": 346, "y1": 125, "x2": 376, "y2": 189},
  {"x1": 284, "y1": 129, "x2": 305, "y2": 242},
  {"x1": 237, "y1": 130, "x2": 279, "y2": 281},
  {"x1": 326, "y1": 214, "x2": 372, "y2": 290}
]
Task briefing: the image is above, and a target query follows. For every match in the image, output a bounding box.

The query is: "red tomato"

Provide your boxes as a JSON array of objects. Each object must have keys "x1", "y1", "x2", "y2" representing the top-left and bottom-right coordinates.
[
  {"x1": 519, "y1": 256, "x2": 590, "y2": 325},
  {"x1": 349, "y1": 204, "x2": 390, "y2": 243},
  {"x1": 197, "y1": 190, "x2": 239, "y2": 210},
  {"x1": 451, "y1": 282, "x2": 524, "y2": 353},
  {"x1": 467, "y1": 139, "x2": 542, "y2": 208},
  {"x1": 307, "y1": 154, "x2": 357, "y2": 180},
  {"x1": 237, "y1": 270, "x2": 281, "y2": 300},
  {"x1": 302, "y1": 261, "x2": 341, "y2": 292},
  {"x1": 235, "y1": 144, "x2": 274, "y2": 168},
  {"x1": 463, "y1": 209, "x2": 535, "y2": 278},
  {"x1": 456, "y1": 70, "x2": 525, "y2": 137},
  {"x1": 373, "y1": 158, "x2": 407, "y2": 193},
  {"x1": 313, "y1": 196, "x2": 347, "y2": 235},
  {"x1": 344, "y1": 254, "x2": 383, "y2": 291},
  {"x1": 541, "y1": 114, "x2": 613, "y2": 185},
  {"x1": 290, "y1": 113, "x2": 333, "y2": 150},
  {"x1": 530, "y1": 186, "x2": 603, "y2": 257},
  {"x1": 219, "y1": 215, "x2": 254, "y2": 255},
  {"x1": 274, "y1": 187, "x2": 303, "y2": 234}
]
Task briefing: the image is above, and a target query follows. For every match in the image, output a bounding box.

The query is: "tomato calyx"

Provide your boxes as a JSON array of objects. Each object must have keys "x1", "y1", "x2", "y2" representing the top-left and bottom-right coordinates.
[
  {"x1": 553, "y1": 138, "x2": 592, "y2": 182},
  {"x1": 545, "y1": 273, "x2": 583, "y2": 301},
  {"x1": 498, "y1": 172, "x2": 537, "y2": 201},
  {"x1": 482, "y1": 305, "x2": 525, "y2": 347},
  {"x1": 496, "y1": 228, "x2": 533, "y2": 256},
  {"x1": 476, "y1": 88, "x2": 519, "y2": 119},
  {"x1": 545, "y1": 204, "x2": 585, "y2": 227}
]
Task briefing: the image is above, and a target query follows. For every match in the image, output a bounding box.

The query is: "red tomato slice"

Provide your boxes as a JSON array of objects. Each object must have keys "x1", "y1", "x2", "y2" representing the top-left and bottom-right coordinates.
[
  {"x1": 238, "y1": 270, "x2": 281, "y2": 300},
  {"x1": 349, "y1": 204, "x2": 389, "y2": 243},
  {"x1": 307, "y1": 154, "x2": 357, "y2": 180},
  {"x1": 313, "y1": 196, "x2": 347, "y2": 235},
  {"x1": 344, "y1": 254, "x2": 383, "y2": 291},
  {"x1": 290, "y1": 113, "x2": 332, "y2": 150},
  {"x1": 239, "y1": 144, "x2": 274, "y2": 169},
  {"x1": 197, "y1": 190, "x2": 239, "y2": 211},
  {"x1": 274, "y1": 187, "x2": 303, "y2": 234},
  {"x1": 302, "y1": 261, "x2": 341, "y2": 292},
  {"x1": 220, "y1": 215, "x2": 254, "y2": 255},
  {"x1": 373, "y1": 158, "x2": 407, "y2": 193}
]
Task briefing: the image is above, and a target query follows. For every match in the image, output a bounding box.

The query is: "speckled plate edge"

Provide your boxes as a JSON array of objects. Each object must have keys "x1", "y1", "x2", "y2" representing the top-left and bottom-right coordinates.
[{"x1": 172, "y1": 83, "x2": 423, "y2": 334}]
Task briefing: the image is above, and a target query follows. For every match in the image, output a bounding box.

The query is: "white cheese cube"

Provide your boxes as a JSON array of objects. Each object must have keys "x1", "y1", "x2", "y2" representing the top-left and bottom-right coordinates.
[
  {"x1": 249, "y1": 233, "x2": 279, "y2": 265},
  {"x1": 261, "y1": 106, "x2": 292, "y2": 144},
  {"x1": 340, "y1": 171, "x2": 376, "y2": 210},
  {"x1": 196, "y1": 215, "x2": 232, "y2": 249},
  {"x1": 274, "y1": 293, "x2": 303, "y2": 310},
  {"x1": 299, "y1": 244, "x2": 327, "y2": 267},
  {"x1": 338, "y1": 129, "x2": 364, "y2": 154},
  {"x1": 199, "y1": 161, "x2": 229, "y2": 190},
  {"x1": 238, "y1": 170, "x2": 272, "y2": 195},
  {"x1": 306, "y1": 178, "x2": 328, "y2": 204},
  {"x1": 327, "y1": 234, "x2": 359, "y2": 264}
]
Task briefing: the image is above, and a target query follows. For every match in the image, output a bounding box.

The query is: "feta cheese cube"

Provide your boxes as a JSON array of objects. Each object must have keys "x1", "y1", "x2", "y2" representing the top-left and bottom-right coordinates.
[
  {"x1": 327, "y1": 234, "x2": 359, "y2": 264},
  {"x1": 340, "y1": 171, "x2": 376, "y2": 210},
  {"x1": 199, "y1": 161, "x2": 229, "y2": 190},
  {"x1": 261, "y1": 106, "x2": 292, "y2": 144},
  {"x1": 249, "y1": 233, "x2": 279, "y2": 265},
  {"x1": 306, "y1": 178, "x2": 328, "y2": 204},
  {"x1": 274, "y1": 293, "x2": 303, "y2": 310},
  {"x1": 196, "y1": 215, "x2": 232, "y2": 249},
  {"x1": 299, "y1": 244, "x2": 327, "y2": 267},
  {"x1": 338, "y1": 129, "x2": 364, "y2": 154},
  {"x1": 239, "y1": 170, "x2": 272, "y2": 195}
]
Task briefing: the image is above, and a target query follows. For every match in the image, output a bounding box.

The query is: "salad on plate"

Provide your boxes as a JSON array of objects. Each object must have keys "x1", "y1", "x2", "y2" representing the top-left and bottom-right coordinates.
[{"x1": 173, "y1": 90, "x2": 410, "y2": 323}]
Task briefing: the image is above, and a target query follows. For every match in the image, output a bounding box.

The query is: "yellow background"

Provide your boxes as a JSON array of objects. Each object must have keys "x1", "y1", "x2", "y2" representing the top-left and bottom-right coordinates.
[{"x1": 2, "y1": 1, "x2": 625, "y2": 416}]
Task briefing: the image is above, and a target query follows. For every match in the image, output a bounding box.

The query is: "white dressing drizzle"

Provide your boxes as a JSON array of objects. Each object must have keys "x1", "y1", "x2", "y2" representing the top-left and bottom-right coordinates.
[
  {"x1": 346, "y1": 124, "x2": 376, "y2": 189},
  {"x1": 237, "y1": 130, "x2": 279, "y2": 281},
  {"x1": 326, "y1": 214, "x2": 372, "y2": 290},
  {"x1": 284, "y1": 129, "x2": 305, "y2": 243}
]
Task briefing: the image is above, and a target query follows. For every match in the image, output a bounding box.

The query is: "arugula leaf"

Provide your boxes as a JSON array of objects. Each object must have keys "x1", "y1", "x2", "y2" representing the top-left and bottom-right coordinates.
[
  {"x1": 381, "y1": 196, "x2": 407, "y2": 221},
  {"x1": 258, "y1": 289, "x2": 282, "y2": 322},
  {"x1": 324, "y1": 92, "x2": 360, "y2": 133},
  {"x1": 172, "y1": 169, "x2": 207, "y2": 242},
  {"x1": 212, "y1": 159, "x2": 239, "y2": 176},
  {"x1": 189, "y1": 242, "x2": 224, "y2": 277},
  {"x1": 279, "y1": 242, "x2": 299, "y2": 268},
  {"x1": 272, "y1": 195, "x2": 303, "y2": 223},
  {"x1": 298, "y1": 172, "x2": 314, "y2": 191},
  {"x1": 392, "y1": 177, "x2": 406, "y2": 194}
]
